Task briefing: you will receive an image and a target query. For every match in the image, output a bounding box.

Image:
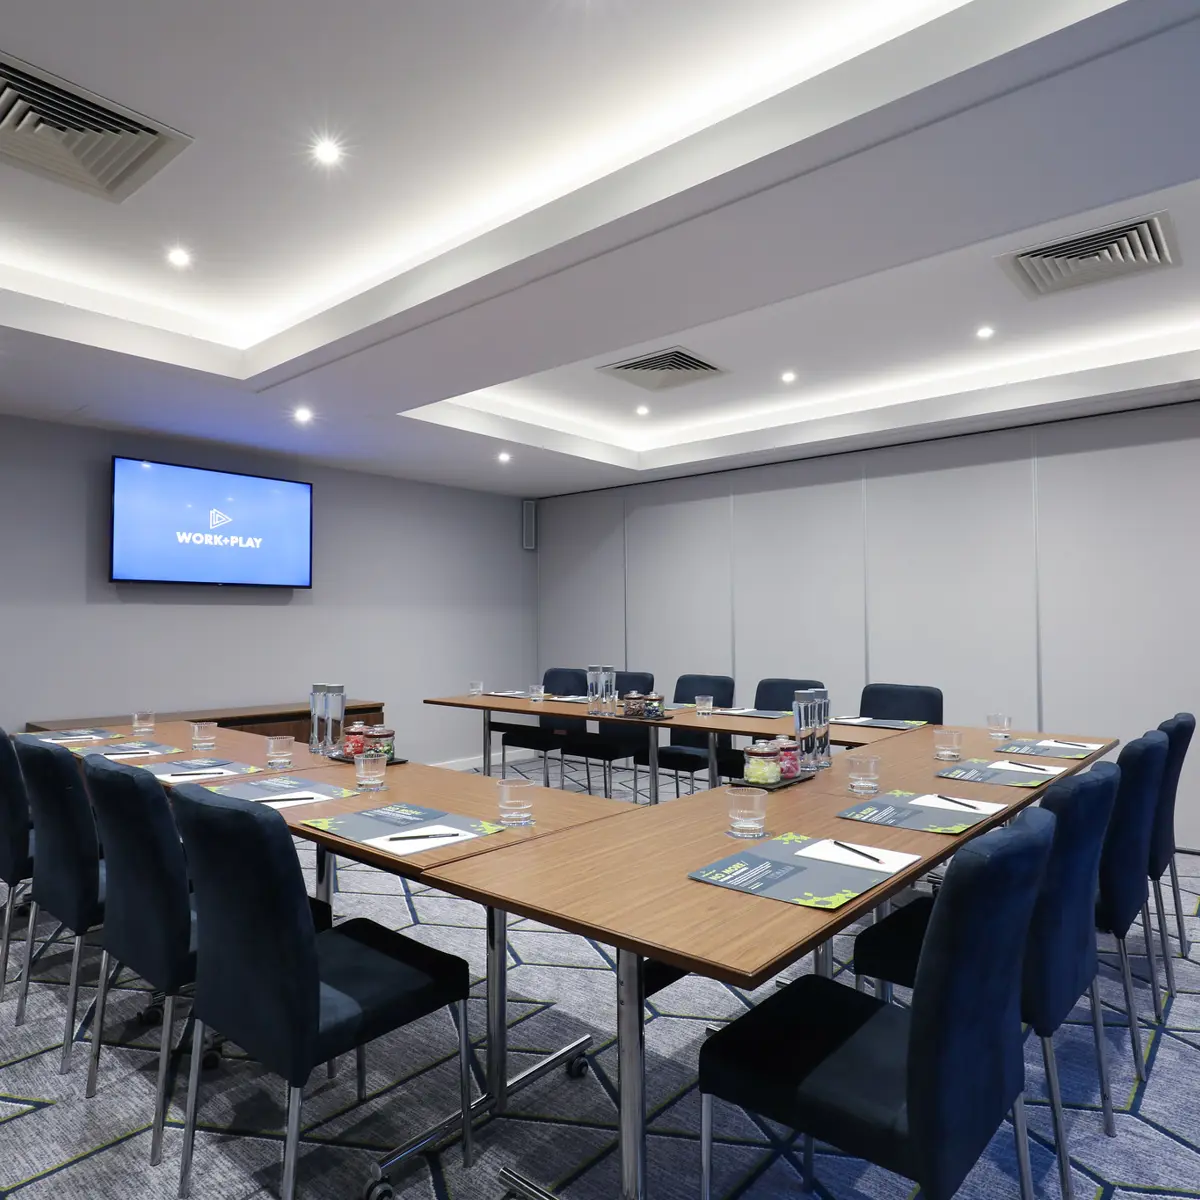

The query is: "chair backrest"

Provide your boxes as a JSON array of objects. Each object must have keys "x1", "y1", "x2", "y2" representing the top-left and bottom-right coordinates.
[
  {"x1": 671, "y1": 674, "x2": 735, "y2": 750},
  {"x1": 1150, "y1": 713, "x2": 1195, "y2": 878},
  {"x1": 598, "y1": 672, "x2": 655, "y2": 743},
  {"x1": 860, "y1": 683, "x2": 944, "y2": 724},
  {"x1": 1098, "y1": 731, "x2": 1169, "y2": 937},
  {"x1": 541, "y1": 667, "x2": 589, "y2": 735},
  {"x1": 1022, "y1": 763, "x2": 1119, "y2": 1036},
  {"x1": 82, "y1": 755, "x2": 195, "y2": 994},
  {"x1": 170, "y1": 784, "x2": 319, "y2": 1087},
  {"x1": 907, "y1": 806, "x2": 1054, "y2": 1199},
  {"x1": 0, "y1": 730, "x2": 32, "y2": 887},
  {"x1": 753, "y1": 678, "x2": 825, "y2": 712},
  {"x1": 13, "y1": 737, "x2": 102, "y2": 933}
]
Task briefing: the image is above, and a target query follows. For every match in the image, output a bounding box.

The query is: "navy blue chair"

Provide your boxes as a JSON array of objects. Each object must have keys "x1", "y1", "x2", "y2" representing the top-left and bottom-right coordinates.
[
  {"x1": 564, "y1": 671, "x2": 655, "y2": 797},
  {"x1": 699, "y1": 807, "x2": 1055, "y2": 1200},
  {"x1": 1097, "y1": 731, "x2": 1170, "y2": 1081},
  {"x1": 716, "y1": 678, "x2": 825, "y2": 779},
  {"x1": 81, "y1": 756, "x2": 196, "y2": 1163},
  {"x1": 855, "y1": 764, "x2": 1121, "y2": 1198},
  {"x1": 500, "y1": 667, "x2": 588, "y2": 786},
  {"x1": 860, "y1": 683, "x2": 944, "y2": 725},
  {"x1": 0, "y1": 729, "x2": 33, "y2": 1006},
  {"x1": 170, "y1": 784, "x2": 473, "y2": 1200},
  {"x1": 634, "y1": 674, "x2": 735, "y2": 797},
  {"x1": 1150, "y1": 714, "x2": 1195, "y2": 994},
  {"x1": 12, "y1": 736, "x2": 104, "y2": 1072}
]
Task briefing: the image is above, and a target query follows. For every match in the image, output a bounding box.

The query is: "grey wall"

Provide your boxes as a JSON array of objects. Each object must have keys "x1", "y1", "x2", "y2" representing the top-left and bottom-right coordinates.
[
  {"x1": 0, "y1": 414, "x2": 537, "y2": 766},
  {"x1": 538, "y1": 403, "x2": 1200, "y2": 847}
]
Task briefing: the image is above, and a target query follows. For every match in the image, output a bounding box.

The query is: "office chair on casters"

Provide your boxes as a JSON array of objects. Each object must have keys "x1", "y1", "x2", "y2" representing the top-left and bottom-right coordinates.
[
  {"x1": 170, "y1": 784, "x2": 473, "y2": 1200},
  {"x1": 859, "y1": 683, "x2": 944, "y2": 725}
]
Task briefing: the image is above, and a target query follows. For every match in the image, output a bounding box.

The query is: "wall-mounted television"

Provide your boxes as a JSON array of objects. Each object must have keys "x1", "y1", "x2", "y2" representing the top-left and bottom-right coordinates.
[{"x1": 110, "y1": 457, "x2": 313, "y2": 588}]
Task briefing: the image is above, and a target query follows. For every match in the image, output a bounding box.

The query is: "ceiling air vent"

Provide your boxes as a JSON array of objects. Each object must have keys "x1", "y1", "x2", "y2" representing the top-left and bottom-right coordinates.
[
  {"x1": 1003, "y1": 212, "x2": 1179, "y2": 297},
  {"x1": 0, "y1": 51, "x2": 190, "y2": 201},
  {"x1": 597, "y1": 346, "x2": 724, "y2": 391}
]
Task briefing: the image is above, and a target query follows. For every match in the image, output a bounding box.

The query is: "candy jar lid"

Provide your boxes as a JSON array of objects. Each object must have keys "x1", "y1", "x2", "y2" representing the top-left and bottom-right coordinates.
[
  {"x1": 644, "y1": 692, "x2": 663, "y2": 702},
  {"x1": 624, "y1": 691, "x2": 644, "y2": 701},
  {"x1": 366, "y1": 725, "x2": 395, "y2": 738},
  {"x1": 745, "y1": 741, "x2": 780, "y2": 757}
]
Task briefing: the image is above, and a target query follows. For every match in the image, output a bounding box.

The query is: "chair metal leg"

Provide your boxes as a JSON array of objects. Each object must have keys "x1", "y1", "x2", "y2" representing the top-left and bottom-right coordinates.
[
  {"x1": 802, "y1": 1132, "x2": 815, "y2": 1191},
  {"x1": 1154, "y1": 878, "x2": 1177, "y2": 996},
  {"x1": 457, "y1": 998, "x2": 473, "y2": 1168},
  {"x1": 327, "y1": 1056, "x2": 338, "y2": 1079},
  {"x1": 281, "y1": 1084, "x2": 303, "y2": 1200},
  {"x1": 0, "y1": 882, "x2": 18, "y2": 1004},
  {"x1": 585, "y1": 758, "x2": 592, "y2": 795},
  {"x1": 542, "y1": 752, "x2": 549, "y2": 787},
  {"x1": 1012, "y1": 1094, "x2": 1035, "y2": 1200},
  {"x1": 604, "y1": 761, "x2": 612, "y2": 799},
  {"x1": 501, "y1": 743, "x2": 507, "y2": 778},
  {"x1": 59, "y1": 933, "x2": 85, "y2": 1074},
  {"x1": 674, "y1": 770, "x2": 681, "y2": 798},
  {"x1": 86, "y1": 949, "x2": 113, "y2": 1096},
  {"x1": 14, "y1": 898, "x2": 39, "y2": 1025},
  {"x1": 1042, "y1": 1035, "x2": 1075, "y2": 1200},
  {"x1": 1142, "y1": 903, "x2": 1164, "y2": 1022},
  {"x1": 356, "y1": 1044, "x2": 367, "y2": 1103},
  {"x1": 1089, "y1": 976, "x2": 1116, "y2": 1137},
  {"x1": 178, "y1": 1018, "x2": 205, "y2": 1198},
  {"x1": 1169, "y1": 857, "x2": 1190, "y2": 958},
  {"x1": 632, "y1": 761, "x2": 639, "y2": 799},
  {"x1": 150, "y1": 995, "x2": 177, "y2": 1165},
  {"x1": 699, "y1": 1092, "x2": 713, "y2": 1200},
  {"x1": 1117, "y1": 937, "x2": 1146, "y2": 1082}
]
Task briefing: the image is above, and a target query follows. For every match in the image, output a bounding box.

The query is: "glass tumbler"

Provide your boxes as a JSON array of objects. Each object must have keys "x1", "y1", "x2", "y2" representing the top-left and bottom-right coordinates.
[
  {"x1": 529, "y1": 684, "x2": 546, "y2": 702},
  {"x1": 191, "y1": 722, "x2": 217, "y2": 751},
  {"x1": 266, "y1": 735, "x2": 294, "y2": 768},
  {"x1": 933, "y1": 729, "x2": 963, "y2": 761},
  {"x1": 354, "y1": 754, "x2": 388, "y2": 792},
  {"x1": 498, "y1": 778, "x2": 536, "y2": 826},
  {"x1": 847, "y1": 754, "x2": 881, "y2": 796},
  {"x1": 987, "y1": 713, "x2": 1012, "y2": 740},
  {"x1": 468, "y1": 681, "x2": 485, "y2": 696},
  {"x1": 727, "y1": 786, "x2": 768, "y2": 839},
  {"x1": 131, "y1": 711, "x2": 155, "y2": 735},
  {"x1": 695, "y1": 695, "x2": 714, "y2": 717}
]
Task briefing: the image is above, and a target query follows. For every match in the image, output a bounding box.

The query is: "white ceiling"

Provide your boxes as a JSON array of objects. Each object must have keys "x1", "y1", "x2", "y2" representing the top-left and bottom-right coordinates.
[{"x1": 3, "y1": 0, "x2": 1200, "y2": 497}]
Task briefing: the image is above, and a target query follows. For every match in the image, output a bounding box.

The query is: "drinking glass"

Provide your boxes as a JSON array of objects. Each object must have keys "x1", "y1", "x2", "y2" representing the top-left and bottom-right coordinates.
[
  {"x1": 191, "y1": 722, "x2": 217, "y2": 751},
  {"x1": 727, "y1": 786, "x2": 768, "y2": 838},
  {"x1": 847, "y1": 754, "x2": 881, "y2": 795},
  {"x1": 266, "y1": 735, "x2": 294, "y2": 768},
  {"x1": 529, "y1": 684, "x2": 546, "y2": 702},
  {"x1": 355, "y1": 754, "x2": 388, "y2": 791},
  {"x1": 468, "y1": 681, "x2": 484, "y2": 696},
  {"x1": 986, "y1": 712, "x2": 1012, "y2": 740},
  {"x1": 586, "y1": 666, "x2": 602, "y2": 716},
  {"x1": 696, "y1": 695, "x2": 714, "y2": 717},
  {"x1": 933, "y1": 729, "x2": 963, "y2": 761},
  {"x1": 498, "y1": 778, "x2": 536, "y2": 826},
  {"x1": 131, "y1": 711, "x2": 155, "y2": 735}
]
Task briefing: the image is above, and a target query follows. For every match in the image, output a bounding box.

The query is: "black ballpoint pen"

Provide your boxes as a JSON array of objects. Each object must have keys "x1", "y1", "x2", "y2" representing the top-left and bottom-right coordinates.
[
  {"x1": 832, "y1": 840, "x2": 884, "y2": 864},
  {"x1": 936, "y1": 794, "x2": 981, "y2": 811},
  {"x1": 386, "y1": 831, "x2": 468, "y2": 842}
]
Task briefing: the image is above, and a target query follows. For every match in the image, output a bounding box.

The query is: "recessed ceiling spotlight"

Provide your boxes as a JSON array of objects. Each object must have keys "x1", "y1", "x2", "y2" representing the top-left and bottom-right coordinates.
[
  {"x1": 293, "y1": 406, "x2": 313, "y2": 424},
  {"x1": 976, "y1": 325, "x2": 996, "y2": 340},
  {"x1": 497, "y1": 451, "x2": 512, "y2": 463},
  {"x1": 312, "y1": 137, "x2": 343, "y2": 166},
  {"x1": 635, "y1": 405, "x2": 650, "y2": 416},
  {"x1": 781, "y1": 371, "x2": 796, "y2": 384},
  {"x1": 166, "y1": 246, "x2": 192, "y2": 269}
]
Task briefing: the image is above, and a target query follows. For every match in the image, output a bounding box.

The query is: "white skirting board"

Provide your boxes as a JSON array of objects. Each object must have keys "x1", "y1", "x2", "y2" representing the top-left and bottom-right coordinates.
[{"x1": 432, "y1": 748, "x2": 539, "y2": 772}]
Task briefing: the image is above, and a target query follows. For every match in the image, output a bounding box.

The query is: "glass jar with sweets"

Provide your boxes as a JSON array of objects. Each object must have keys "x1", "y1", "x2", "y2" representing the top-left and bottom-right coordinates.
[
  {"x1": 341, "y1": 722, "x2": 370, "y2": 758},
  {"x1": 644, "y1": 693, "x2": 666, "y2": 719},
  {"x1": 363, "y1": 725, "x2": 395, "y2": 759},
  {"x1": 623, "y1": 692, "x2": 646, "y2": 718},
  {"x1": 773, "y1": 736, "x2": 803, "y2": 779},
  {"x1": 744, "y1": 741, "x2": 782, "y2": 785}
]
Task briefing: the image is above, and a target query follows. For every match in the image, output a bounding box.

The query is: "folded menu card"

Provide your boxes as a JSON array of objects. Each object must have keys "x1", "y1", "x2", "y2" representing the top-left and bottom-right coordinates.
[
  {"x1": 302, "y1": 803, "x2": 505, "y2": 855},
  {"x1": 205, "y1": 775, "x2": 359, "y2": 809},
  {"x1": 831, "y1": 717, "x2": 928, "y2": 729},
  {"x1": 33, "y1": 728, "x2": 120, "y2": 744},
  {"x1": 145, "y1": 758, "x2": 264, "y2": 784},
  {"x1": 935, "y1": 759, "x2": 1067, "y2": 788},
  {"x1": 74, "y1": 740, "x2": 181, "y2": 760},
  {"x1": 839, "y1": 791, "x2": 1006, "y2": 835},
  {"x1": 690, "y1": 833, "x2": 920, "y2": 910},
  {"x1": 996, "y1": 738, "x2": 1103, "y2": 760}
]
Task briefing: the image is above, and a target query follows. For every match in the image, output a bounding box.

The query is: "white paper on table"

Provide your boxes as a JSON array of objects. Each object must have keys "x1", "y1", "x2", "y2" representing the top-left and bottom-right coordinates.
[
  {"x1": 102, "y1": 749, "x2": 158, "y2": 759},
  {"x1": 154, "y1": 767, "x2": 240, "y2": 783},
  {"x1": 485, "y1": 690, "x2": 525, "y2": 697},
  {"x1": 1036, "y1": 739, "x2": 1103, "y2": 752},
  {"x1": 713, "y1": 707, "x2": 752, "y2": 715},
  {"x1": 364, "y1": 824, "x2": 479, "y2": 854},
  {"x1": 42, "y1": 733, "x2": 108, "y2": 743},
  {"x1": 831, "y1": 716, "x2": 871, "y2": 724},
  {"x1": 794, "y1": 839, "x2": 921, "y2": 874},
  {"x1": 551, "y1": 695, "x2": 588, "y2": 702},
  {"x1": 908, "y1": 793, "x2": 1006, "y2": 815},
  {"x1": 987, "y1": 760, "x2": 1067, "y2": 777},
  {"x1": 258, "y1": 791, "x2": 328, "y2": 810}
]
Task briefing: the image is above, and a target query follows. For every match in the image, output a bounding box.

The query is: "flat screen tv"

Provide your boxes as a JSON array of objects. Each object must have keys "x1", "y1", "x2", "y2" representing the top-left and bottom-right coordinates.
[{"x1": 110, "y1": 457, "x2": 313, "y2": 588}]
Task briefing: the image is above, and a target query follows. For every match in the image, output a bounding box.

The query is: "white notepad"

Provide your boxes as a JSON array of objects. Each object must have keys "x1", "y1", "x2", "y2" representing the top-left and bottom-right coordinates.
[
  {"x1": 364, "y1": 825, "x2": 479, "y2": 854},
  {"x1": 154, "y1": 767, "x2": 239, "y2": 783},
  {"x1": 258, "y1": 791, "x2": 328, "y2": 810},
  {"x1": 42, "y1": 733, "x2": 108, "y2": 743},
  {"x1": 795, "y1": 839, "x2": 921, "y2": 874},
  {"x1": 908, "y1": 793, "x2": 1006, "y2": 815},
  {"x1": 831, "y1": 716, "x2": 872, "y2": 724},
  {"x1": 987, "y1": 760, "x2": 1067, "y2": 777},
  {"x1": 1034, "y1": 738, "x2": 1103, "y2": 752},
  {"x1": 102, "y1": 749, "x2": 158, "y2": 759}
]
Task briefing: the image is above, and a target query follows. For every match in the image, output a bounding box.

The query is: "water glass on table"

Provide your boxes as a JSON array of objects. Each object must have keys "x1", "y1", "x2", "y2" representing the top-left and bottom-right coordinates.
[
  {"x1": 266, "y1": 735, "x2": 294, "y2": 768},
  {"x1": 191, "y1": 721, "x2": 217, "y2": 751},
  {"x1": 498, "y1": 778, "x2": 536, "y2": 826},
  {"x1": 727, "y1": 786, "x2": 767, "y2": 838},
  {"x1": 354, "y1": 753, "x2": 388, "y2": 792},
  {"x1": 847, "y1": 754, "x2": 881, "y2": 796},
  {"x1": 986, "y1": 712, "x2": 1012, "y2": 740},
  {"x1": 468, "y1": 681, "x2": 484, "y2": 696},
  {"x1": 131, "y1": 710, "x2": 155, "y2": 734},
  {"x1": 933, "y1": 729, "x2": 963, "y2": 761},
  {"x1": 695, "y1": 695, "x2": 714, "y2": 718},
  {"x1": 529, "y1": 684, "x2": 546, "y2": 702}
]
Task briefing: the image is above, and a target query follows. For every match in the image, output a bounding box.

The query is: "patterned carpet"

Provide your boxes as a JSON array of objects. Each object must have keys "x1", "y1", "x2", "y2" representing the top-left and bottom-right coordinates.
[{"x1": 1, "y1": 755, "x2": 1199, "y2": 1200}]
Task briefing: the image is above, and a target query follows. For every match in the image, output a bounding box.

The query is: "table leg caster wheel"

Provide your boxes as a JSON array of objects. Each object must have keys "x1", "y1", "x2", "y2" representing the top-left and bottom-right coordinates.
[
  {"x1": 362, "y1": 1179, "x2": 394, "y2": 1200},
  {"x1": 566, "y1": 1054, "x2": 589, "y2": 1079},
  {"x1": 138, "y1": 1002, "x2": 164, "y2": 1027}
]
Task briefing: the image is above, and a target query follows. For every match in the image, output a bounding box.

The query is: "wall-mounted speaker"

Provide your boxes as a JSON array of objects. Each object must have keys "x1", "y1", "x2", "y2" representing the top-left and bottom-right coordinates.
[{"x1": 522, "y1": 499, "x2": 537, "y2": 551}]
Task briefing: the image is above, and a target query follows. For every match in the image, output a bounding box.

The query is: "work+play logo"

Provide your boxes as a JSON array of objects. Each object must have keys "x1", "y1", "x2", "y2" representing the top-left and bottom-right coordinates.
[{"x1": 176, "y1": 509, "x2": 262, "y2": 549}]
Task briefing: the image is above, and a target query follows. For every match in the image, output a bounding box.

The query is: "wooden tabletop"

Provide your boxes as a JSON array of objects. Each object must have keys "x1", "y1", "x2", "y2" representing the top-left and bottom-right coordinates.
[
  {"x1": 279, "y1": 761, "x2": 634, "y2": 880},
  {"x1": 426, "y1": 727, "x2": 1117, "y2": 988},
  {"x1": 26, "y1": 700, "x2": 383, "y2": 733}
]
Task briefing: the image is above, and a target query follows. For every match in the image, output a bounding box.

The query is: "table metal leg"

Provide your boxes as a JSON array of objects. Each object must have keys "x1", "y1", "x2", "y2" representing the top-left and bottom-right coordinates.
[
  {"x1": 482, "y1": 710, "x2": 492, "y2": 777},
  {"x1": 616, "y1": 949, "x2": 647, "y2": 1200},
  {"x1": 314, "y1": 846, "x2": 335, "y2": 906},
  {"x1": 648, "y1": 731, "x2": 660, "y2": 806},
  {"x1": 707, "y1": 732, "x2": 718, "y2": 789}
]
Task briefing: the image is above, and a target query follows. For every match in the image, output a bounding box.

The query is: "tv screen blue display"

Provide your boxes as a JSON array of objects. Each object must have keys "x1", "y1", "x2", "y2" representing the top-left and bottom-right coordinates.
[{"x1": 110, "y1": 457, "x2": 313, "y2": 587}]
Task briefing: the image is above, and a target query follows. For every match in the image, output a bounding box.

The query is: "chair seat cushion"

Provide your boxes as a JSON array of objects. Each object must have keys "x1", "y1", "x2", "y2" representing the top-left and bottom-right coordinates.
[
  {"x1": 635, "y1": 745, "x2": 709, "y2": 773},
  {"x1": 699, "y1": 975, "x2": 913, "y2": 1180},
  {"x1": 852, "y1": 897, "x2": 933, "y2": 991},
  {"x1": 501, "y1": 728, "x2": 571, "y2": 753},
  {"x1": 564, "y1": 733, "x2": 642, "y2": 763},
  {"x1": 315, "y1": 918, "x2": 470, "y2": 1064}
]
